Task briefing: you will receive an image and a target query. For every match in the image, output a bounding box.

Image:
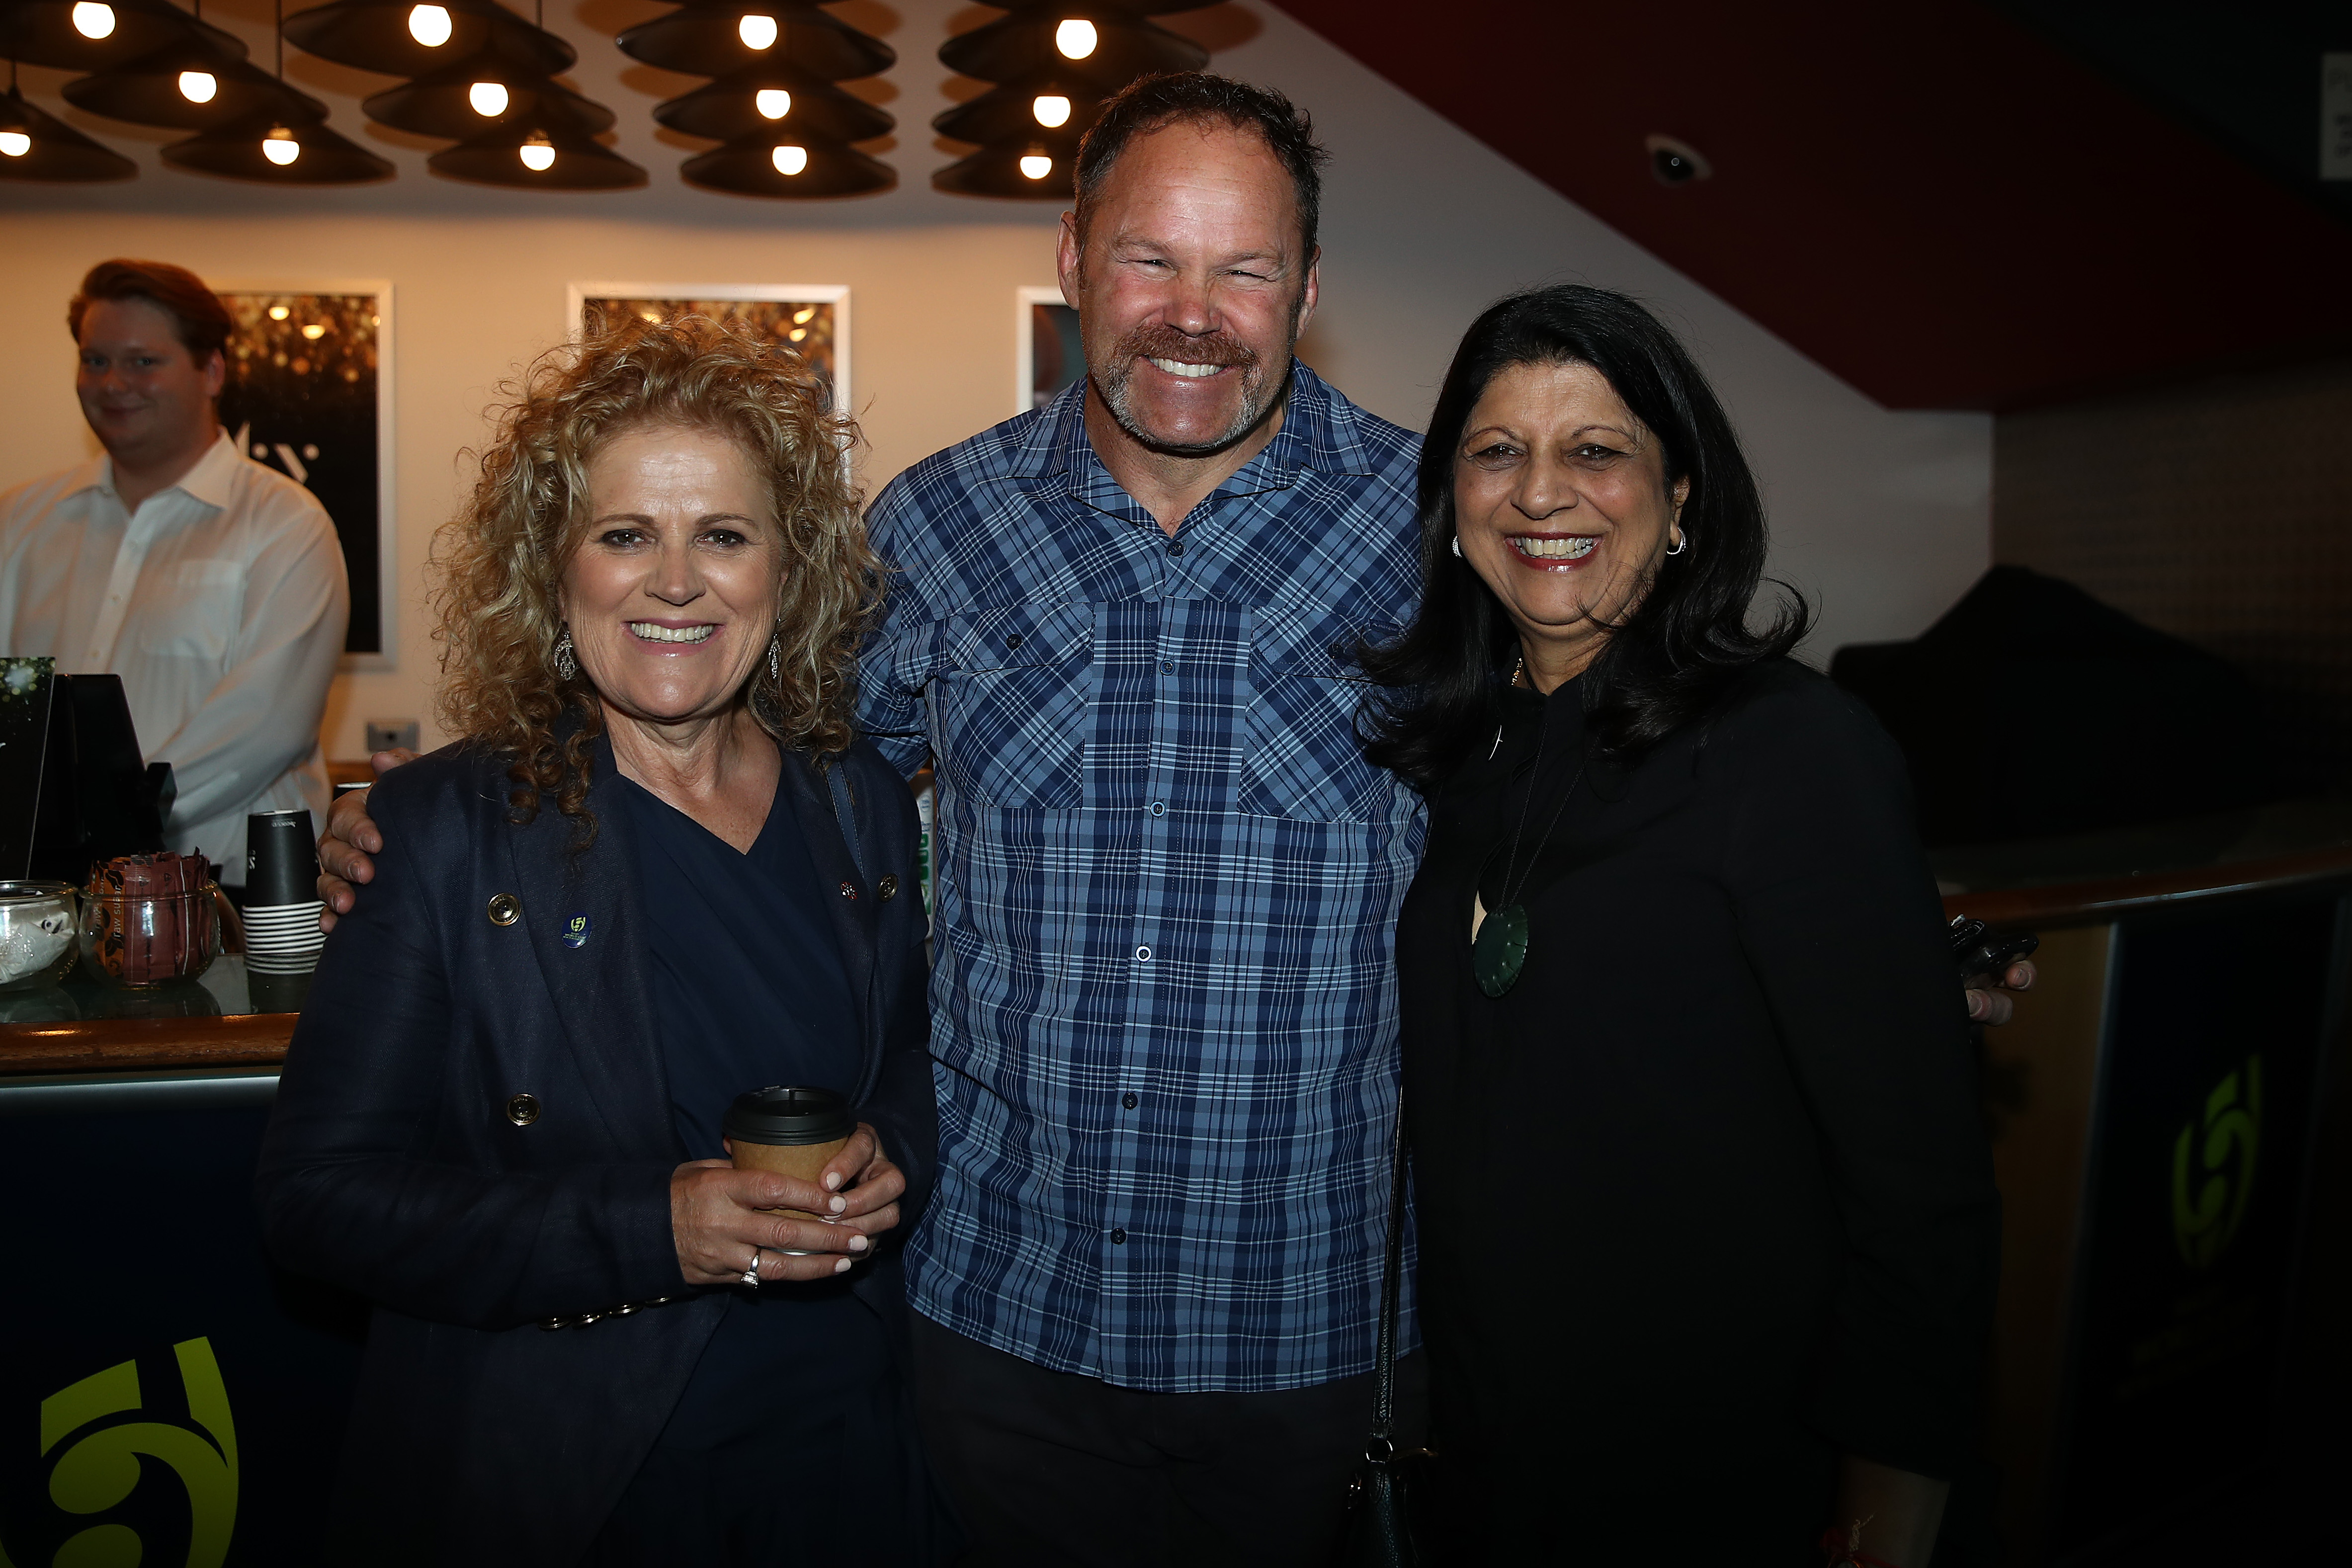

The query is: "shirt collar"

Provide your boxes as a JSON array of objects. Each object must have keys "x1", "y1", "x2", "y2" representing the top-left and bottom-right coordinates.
[
  {"x1": 1016, "y1": 358, "x2": 1380, "y2": 512},
  {"x1": 171, "y1": 429, "x2": 245, "y2": 510},
  {"x1": 88, "y1": 428, "x2": 240, "y2": 513}
]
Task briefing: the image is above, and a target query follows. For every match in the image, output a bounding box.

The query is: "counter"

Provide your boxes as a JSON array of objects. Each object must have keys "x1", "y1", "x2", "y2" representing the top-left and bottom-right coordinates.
[
  {"x1": 4, "y1": 800, "x2": 2348, "y2": 1567},
  {"x1": 1937, "y1": 797, "x2": 2352, "y2": 1566}
]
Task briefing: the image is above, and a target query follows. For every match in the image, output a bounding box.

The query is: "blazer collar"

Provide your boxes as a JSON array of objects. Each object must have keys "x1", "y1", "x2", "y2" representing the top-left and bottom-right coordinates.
[{"x1": 499, "y1": 727, "x2": 676, "y2": 1161}]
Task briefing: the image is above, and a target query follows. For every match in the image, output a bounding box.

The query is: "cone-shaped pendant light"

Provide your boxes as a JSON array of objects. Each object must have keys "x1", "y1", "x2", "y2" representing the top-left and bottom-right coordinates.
[
  {"x1": 652, "y1": 61, "x2": 887, "y2": 145},
  {"x1": 362, "y1": 35, "x2": 613, "y2": 138},
  {"x1": 679, "y1": 129, "x2": 889, "y2": 197},
  {"x1": 426, "y1": 109, "x2": 644, "y2": 189},
  {"x1": 615, "y1": 2, "x2": 891, "y2": 81},
  {"x1": 932, "y1": 64, "x2": 1110, "y2": 147},
  {"x1": 937, "y1": 5, "x2": 1202, "y2": 85},
  {"x1": 281, "y1": 0, "x2": 571, "y2": 78},
  {"x1": 0, "y1": 82, "x2": 138, "y2": 178},
  {"x1": 0, "y1": 0, "x2": 244, "y2": 73},
  {"x1": 66, "y1": 36, "x2": 328, "y2": 130},
  {"x1": 162, "y1": 104, "x2": 392, "y2": 181},
  {"x1": 932, "y1": 129, "x2": 1081, "y2": 199}
]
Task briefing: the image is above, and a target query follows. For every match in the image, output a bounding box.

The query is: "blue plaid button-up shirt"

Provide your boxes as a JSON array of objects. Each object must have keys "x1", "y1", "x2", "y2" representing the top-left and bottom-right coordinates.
[{"x1": 860, "y1": 363, "x2": 1426, "y2": 1392}]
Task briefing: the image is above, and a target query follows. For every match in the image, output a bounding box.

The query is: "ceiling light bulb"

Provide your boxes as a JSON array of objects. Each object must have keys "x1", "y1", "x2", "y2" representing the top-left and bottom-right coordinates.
[
  {"x1": 1054, "y1": 19, "x2": 1096, "y2": 59},
  {"x1": 1032, "y1": 94, "x2": 1071, "y2": 128},
  {"x1": 755, "y1": 87, "x2": 790, "y2": 119},
  {"x1": 268, "y1": 305, "x2": 291, "y2": 319},
  {"x1": 771, "y1": 143, "x2": 807, "y2": 175},
  {"x1": 1019, "y1": 153, "x2": 1052, "y2": 180},
  {"x1": 301, "y1": 324, "x2": 326, "y2": 339},
  {"x1": 737, "y1": 13, "x2": 776, "y2": 49},
  {"x1": 70, "y1": 2, "x2": 115, "y2": 39},
  {"x1": 791, "y1": 306, "x2": 814, "y2": 324},
  {"x1": 519, "y1": 133, "x2": 554, "y2": 170},
  {"x1": 177, "y1": 70, "x2": 218, "y2": 103},
  {"x1": 261, "y1": 127, "x2": 300, "y2": 165},
  {"x1": 407, "y1": 3, "x2": 452, "y2": 46},
  {"x1": 468, "y1": 80, "x2": 508, "y2": 116},
  {"x1": 0, "y1": 131, "x2": 30, "y2": 157}
]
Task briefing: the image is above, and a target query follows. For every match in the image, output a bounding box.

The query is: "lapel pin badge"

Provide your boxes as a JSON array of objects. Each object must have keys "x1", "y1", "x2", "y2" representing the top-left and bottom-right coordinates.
[{"x1": 562, "y1": 913, "x2": 591, "y2": 949}]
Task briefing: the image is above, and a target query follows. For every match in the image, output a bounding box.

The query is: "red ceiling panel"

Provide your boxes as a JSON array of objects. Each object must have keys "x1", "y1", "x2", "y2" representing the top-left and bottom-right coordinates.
[{"x1": 1266, "y1": 0, "x2": 2352, "y2": 410}]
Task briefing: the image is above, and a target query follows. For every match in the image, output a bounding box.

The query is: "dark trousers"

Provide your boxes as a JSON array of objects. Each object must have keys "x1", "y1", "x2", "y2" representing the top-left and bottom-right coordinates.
[{"x1": 910, "y1": 1312, "x2": 1427, "y2": 1568}]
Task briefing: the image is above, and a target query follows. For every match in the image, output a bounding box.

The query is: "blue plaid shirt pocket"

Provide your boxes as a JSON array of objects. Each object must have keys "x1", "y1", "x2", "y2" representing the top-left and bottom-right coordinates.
[
  {"x1": 938, "y1": 601, "x2": 1096, "y2": 810},
  {"x1": 1239, "y1": 606, "x2": 1394, "y2": 823}
]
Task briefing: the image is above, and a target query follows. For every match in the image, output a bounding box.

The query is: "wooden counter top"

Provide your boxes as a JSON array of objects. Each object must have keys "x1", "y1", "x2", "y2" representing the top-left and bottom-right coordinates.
[
  {"x1": 0, "y1": 1011, "x2": 297, "y2": 1076},
  {"x1": 1944, "y1": 843, "x2": 2352, "y2": 928}
]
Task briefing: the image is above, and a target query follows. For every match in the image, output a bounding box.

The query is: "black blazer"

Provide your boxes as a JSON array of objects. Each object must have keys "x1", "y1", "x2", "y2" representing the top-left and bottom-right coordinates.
[{"x1": 255, "y1": 733, "x2": 937, "y2": 1568}]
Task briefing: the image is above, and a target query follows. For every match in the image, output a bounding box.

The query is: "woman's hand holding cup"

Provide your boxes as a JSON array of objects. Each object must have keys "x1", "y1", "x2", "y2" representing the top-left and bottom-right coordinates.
[{"x1": 670, "y1": 1126, "x2": 903, "y2": 1287}]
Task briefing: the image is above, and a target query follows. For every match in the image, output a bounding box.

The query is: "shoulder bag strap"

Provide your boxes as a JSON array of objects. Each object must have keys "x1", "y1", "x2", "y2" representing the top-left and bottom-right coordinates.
[{"x1": 1370, "y1": 1095, "x2": 1408, "y2": 1444}]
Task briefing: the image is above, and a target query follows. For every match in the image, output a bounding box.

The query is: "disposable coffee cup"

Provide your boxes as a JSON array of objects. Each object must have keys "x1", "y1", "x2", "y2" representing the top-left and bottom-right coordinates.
[
  {"x1": 243, "y1": 808, "x2": 326, "y2": 975},
  {"x1": 725, "y1": 1085, "x2": 853, "y2": 1251},
  {"x1": 245, "y1": 809, "x2": 320, "y2": 905}
]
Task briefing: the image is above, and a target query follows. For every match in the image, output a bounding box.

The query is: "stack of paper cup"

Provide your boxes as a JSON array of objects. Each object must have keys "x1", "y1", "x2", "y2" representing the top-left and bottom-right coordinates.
[{"x1": 245, "y1": 808, "x2": 327, "y2": 975}]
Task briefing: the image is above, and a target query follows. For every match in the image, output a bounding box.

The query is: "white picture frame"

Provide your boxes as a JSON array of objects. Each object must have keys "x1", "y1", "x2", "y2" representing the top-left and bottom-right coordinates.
[
  {"x1": 209, "y1": 278, "x2": 396, "y2": 673},
  {"x1": 566, "y1": 282, "x2": 851, "y2": 411},
  {"x1": 1015, "y1": 284, "x2": 1080, "y2": 419}
]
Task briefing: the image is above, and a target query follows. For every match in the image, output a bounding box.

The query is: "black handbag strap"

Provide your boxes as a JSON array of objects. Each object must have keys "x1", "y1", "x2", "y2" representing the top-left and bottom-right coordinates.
[{"x1": 1368, "y1": 1098, "x2": 1408, "y2": 1446}]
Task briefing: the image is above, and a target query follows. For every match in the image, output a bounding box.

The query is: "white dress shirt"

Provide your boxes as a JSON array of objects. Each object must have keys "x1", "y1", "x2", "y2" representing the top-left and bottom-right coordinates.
[{"x1": 0, "y1": 430, "x2": 349, "y2": 883}]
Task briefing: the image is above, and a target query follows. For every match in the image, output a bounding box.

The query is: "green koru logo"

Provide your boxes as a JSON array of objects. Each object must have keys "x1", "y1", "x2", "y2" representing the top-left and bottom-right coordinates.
[
  {"x1": 5, "y1": 1338, "x2": 238, "y2": 1568},
  {"x1": 2172, "y1": 1055, "x2": 2262, "y2": 1270}
]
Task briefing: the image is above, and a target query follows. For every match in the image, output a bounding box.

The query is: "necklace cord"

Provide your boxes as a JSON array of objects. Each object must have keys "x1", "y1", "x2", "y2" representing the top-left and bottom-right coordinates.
[{"x1": 1493, "y1": 682, "x2": 1592, "y2": 912}]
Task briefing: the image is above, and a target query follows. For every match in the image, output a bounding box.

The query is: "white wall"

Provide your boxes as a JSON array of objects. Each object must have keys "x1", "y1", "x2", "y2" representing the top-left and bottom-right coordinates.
[{"x1": 0, "y1": 0, "x2": 1990, "y2": 758}]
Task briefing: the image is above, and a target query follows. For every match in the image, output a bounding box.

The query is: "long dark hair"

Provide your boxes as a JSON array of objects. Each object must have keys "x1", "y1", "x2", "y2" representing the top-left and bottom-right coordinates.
[{"x1": 1359, "y1": 285, "x2": 1807, "y2": 791}]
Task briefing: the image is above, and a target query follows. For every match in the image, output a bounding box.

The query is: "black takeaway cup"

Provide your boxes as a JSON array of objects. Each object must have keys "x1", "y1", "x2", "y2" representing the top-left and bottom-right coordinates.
[
  {"x1": 243, "y1": 807, "x2": 325, "y2": 974},
  {"x1": 725, "y1": 1085, "x2": 855, "y2": 1247}
]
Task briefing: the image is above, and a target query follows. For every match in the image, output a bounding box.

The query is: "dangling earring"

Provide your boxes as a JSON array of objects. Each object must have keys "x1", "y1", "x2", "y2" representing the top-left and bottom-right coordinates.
[
  {"x1": 1450, "y1": 535, "x2": 1463, "y2": 558},
  {"x1": 553, "y1": 624, "x2": 577, "y2": 681},
  {"x1": 767, "y1": 635, "x2": 782, "y2": 685},
  {"x1": 1666, "y1": 529, "x2": 1687, "y2": 557}
]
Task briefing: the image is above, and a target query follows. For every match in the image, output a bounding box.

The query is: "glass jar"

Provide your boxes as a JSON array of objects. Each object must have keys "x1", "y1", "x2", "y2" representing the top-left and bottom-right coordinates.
[
  {"x1": 0, "y1": 881, "x2": 80, "y2": 990},
  {"x1": 77, "y1": 884, "x2": 223, "y2": 989}
]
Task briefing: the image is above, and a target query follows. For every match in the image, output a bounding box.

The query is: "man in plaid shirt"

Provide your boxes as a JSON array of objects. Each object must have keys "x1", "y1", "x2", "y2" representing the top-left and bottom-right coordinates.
[{"x1": 864, "y1": 75, "x2": 1428, "y2": 1563}]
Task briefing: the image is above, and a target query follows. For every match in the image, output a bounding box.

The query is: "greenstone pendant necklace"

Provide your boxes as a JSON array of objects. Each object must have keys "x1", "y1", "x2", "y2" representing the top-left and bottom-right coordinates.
[{"x1": 1471, "y1": 661, "x2": 1590, "y2": 998}]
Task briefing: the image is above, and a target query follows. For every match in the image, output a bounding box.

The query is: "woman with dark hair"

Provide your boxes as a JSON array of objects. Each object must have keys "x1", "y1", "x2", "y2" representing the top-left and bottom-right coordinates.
[{"x1": 1363, "y1": 286, "x2": 1999, "y2": 1566}]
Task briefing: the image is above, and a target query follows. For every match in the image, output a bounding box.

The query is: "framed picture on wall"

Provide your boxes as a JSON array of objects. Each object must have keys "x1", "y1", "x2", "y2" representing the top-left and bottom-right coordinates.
[
  {"x1": 568, "y1": 284, "x2": 851, "y2": 409},
  {"x1": 212, "y1": 280, "x2": 395, "y2": 669},
  {"x1": 1017, "y1": 285, "x2": 1081, "y2": 418}
]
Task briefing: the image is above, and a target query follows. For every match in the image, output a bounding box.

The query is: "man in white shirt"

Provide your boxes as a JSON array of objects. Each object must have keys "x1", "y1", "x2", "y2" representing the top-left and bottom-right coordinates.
[{"x1": 0, "y1": 259, "x2": 348, "y2": 887}]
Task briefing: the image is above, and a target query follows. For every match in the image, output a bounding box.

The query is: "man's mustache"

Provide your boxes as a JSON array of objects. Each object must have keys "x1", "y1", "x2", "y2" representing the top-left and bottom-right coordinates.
[{"x1": 1110, "y1": 325, "x2": 1259, "y2": 370}]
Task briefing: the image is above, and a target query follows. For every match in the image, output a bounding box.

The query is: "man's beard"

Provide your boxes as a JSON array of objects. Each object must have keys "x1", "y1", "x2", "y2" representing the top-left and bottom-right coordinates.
[{"x1": 1091, "y1": 321, "x2": 1290, "y2": 456}]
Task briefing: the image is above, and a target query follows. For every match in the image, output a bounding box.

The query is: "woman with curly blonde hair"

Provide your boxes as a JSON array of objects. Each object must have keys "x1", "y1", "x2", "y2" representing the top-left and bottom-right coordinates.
[{"x1": 258, "y1": 316, "x2": 949, "y2": 1567}]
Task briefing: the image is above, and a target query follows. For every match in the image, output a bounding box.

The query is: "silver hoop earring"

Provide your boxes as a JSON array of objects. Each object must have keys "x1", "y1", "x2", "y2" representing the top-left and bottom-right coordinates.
[
  {"x1": 553, "y1": 625, "x2": 577, "y2": 681},
  {"x1": 1666, "y1": 531, "x2": 1687, "y2": 557},
  {"x1": 768, "y1": 635, "x2": 782, "y2": 685},
  {"x1": 1450, "y1": 535, "x2": 1462, "y2": 559}
]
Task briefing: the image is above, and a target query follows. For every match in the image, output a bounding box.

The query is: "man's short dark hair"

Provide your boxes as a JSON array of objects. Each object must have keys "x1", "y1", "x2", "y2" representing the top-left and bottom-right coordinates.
[
  {"x1": 1073, "y1": 72, "x2": 1330, "y2": 258},
  {"x1": 68, "y1": 259, "x2": 233, "y2": 365}
]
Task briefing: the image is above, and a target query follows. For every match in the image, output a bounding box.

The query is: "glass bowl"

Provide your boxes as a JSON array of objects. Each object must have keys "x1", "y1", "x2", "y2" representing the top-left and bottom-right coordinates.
[
  {"x1": 77, "y1": 883, "x2": 223, "y2": 990},
  {"x1": 0, "y1": 881, "x2": 80, "y2": 991}
]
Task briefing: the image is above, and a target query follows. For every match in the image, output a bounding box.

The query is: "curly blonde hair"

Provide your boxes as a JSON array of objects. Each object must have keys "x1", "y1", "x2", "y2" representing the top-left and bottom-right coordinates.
[{"x1": 431, "y1": 314, "x2": 878, "y2": 836}]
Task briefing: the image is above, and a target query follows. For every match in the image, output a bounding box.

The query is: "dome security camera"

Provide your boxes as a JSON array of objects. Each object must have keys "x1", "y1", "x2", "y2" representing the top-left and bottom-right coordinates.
[{"x1": 1644, "y1": 134, "x2": 1711, "y2": 186}]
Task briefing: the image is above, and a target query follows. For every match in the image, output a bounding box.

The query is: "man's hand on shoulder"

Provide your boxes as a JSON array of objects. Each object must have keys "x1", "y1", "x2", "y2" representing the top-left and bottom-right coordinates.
[{"x1": 316, "y1": 747, "x2": 414, "y2": 933}]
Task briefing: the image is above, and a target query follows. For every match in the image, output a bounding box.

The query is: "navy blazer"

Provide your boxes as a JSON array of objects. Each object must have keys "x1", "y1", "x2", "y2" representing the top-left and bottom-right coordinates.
[{"x1": 255, "y1": 732, "x2": 937, "y2": 1568}]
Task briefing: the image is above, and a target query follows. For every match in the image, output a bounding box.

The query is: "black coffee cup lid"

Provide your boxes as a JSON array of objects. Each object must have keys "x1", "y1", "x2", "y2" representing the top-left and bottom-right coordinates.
[{"x1": 724, "y1": 1084, "x2": 851, "y2": 1145}]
